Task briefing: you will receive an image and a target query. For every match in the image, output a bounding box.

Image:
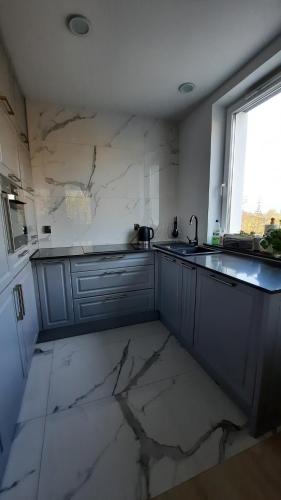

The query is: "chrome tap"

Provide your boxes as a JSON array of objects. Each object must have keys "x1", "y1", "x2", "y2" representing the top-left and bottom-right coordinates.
[{"x1": 187, "y1": 215, "x2": 198, "y2": 246}]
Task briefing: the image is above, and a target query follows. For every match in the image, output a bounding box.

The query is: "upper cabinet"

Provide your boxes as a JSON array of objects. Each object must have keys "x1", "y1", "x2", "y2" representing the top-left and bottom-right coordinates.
[
  {"x1": 0, "y1": 110, "x2": 21, "y2": 181},
  {"x1": 18, "y1": 142, "x2": 33, "y2": 191},
  {"x1": 0, "y1": 44, "x2": 14, "y2": 113},
  {"x1": 0, "y1": 40, "x2": 30, "y2": 186}
]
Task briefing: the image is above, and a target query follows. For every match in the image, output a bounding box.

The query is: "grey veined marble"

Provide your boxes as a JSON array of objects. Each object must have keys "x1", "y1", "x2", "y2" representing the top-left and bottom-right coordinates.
[
  {"x1": 0, "y1": 322, "x2": 259, "y2": 500},
  {"x1": 27, "y1": 103, "x2": 180, "y2": 247}
]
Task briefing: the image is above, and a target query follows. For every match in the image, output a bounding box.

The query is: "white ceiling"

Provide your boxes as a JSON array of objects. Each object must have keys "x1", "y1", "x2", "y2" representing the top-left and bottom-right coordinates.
[{"x1": 0, "y1": 0, "x2": 281, "y2": 119}]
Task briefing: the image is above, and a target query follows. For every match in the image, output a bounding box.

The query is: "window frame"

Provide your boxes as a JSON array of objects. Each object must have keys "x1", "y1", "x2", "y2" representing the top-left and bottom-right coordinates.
[{"x1": 221, "y1": 71, "x2": 281, "y2": 234}]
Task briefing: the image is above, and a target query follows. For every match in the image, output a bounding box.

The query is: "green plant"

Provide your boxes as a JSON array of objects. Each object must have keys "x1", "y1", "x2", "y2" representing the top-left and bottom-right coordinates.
[{"x1": 260, "y1": 229, "x2": 281, "y2": 253}]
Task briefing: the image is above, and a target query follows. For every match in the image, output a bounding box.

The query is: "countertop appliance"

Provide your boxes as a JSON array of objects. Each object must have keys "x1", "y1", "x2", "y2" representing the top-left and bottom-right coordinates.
[
  {"x1": 136, "y1": 225, "x2": 154, "y2": 248},
  {"x1": 0, "y1": 174, "x2": 27, "y2": 253}
]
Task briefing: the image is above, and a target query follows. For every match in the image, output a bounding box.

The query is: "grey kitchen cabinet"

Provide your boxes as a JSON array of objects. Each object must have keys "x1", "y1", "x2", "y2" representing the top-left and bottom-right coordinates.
[
  {"x1": 74, "y1": 289, "x2": 155, "y2": 323},
  {"x1": 36, "y1": 259, "x2": 74, "y2": 330},
  {"x1": 158, "y1": 253, "x2": 182, "y2": 337},
  {"x1": 72, "y1": 265, "x2": 154, "y2": 299},
  {"x1": 0, "y1": 108, "x2": 21, "y2": 181},
  {"x1": 180, "y1": 262, "x2": 197, "y2": 348},
  {"x1": 0, "y1": 280, "x2": 25, "y2": 483},
  {"x1": 16, "y1": 263, "x2": 39, "y2": 373},
  {"x1": 71, "y1": 252, "x2": 154, "y2": 272},
  {"x1": 18, "y1": 142, "x2": 33, "y2": 191},
  {"x1": 193, "y1": 268, "x2": 261, "y2": 407}
]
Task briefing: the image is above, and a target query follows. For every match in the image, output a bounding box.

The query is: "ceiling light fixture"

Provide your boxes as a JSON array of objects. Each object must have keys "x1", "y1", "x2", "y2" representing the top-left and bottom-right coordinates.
[
  {"x1": 66, "y1": 14, "x2": 91, "y2": 36},
  {"x1": 178, "y1": 82, "x2": 195, "y2": 94}
]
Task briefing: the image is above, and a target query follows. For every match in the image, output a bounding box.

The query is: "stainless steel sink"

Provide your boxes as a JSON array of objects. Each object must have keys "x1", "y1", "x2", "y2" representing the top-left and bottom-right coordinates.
[{"x1": 153, "y1": 242, "x2": 221, "y2": 256}]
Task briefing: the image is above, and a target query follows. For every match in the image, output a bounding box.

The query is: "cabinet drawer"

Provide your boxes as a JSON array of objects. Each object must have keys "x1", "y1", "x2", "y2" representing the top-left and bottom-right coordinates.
[
  {"x1": 72, "y1": 265, "x2": 154, "y2": 298},
  {"x1": 74, "y1": 289, "x2": 155, "y2": 323},
  {"x1": 70, "y1": 252, "x2": 154, "y2": 272}
]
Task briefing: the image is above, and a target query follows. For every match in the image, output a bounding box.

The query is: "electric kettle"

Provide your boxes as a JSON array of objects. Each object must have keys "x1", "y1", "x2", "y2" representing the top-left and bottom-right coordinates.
[{"x1": 137, "y1": 226, "x2": 154, "y2": 247}]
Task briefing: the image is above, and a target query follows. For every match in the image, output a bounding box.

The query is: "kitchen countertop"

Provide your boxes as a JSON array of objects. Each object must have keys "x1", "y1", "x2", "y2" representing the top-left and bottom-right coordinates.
[
  {"x1": 162, "y1": 250, "x2": 281, "y2": 294},
  {"x1": 30, "y1": 243, "x2": 154, "y2": 260},
  {"x1": 30, "y1": 243, "x2": 281, "y2": 294}
]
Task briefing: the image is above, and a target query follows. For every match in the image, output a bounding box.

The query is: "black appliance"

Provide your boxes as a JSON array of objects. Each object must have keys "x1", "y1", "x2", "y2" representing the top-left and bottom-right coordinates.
[{"x1": 137, "y1": 226, "x2": 154, "y2": 247}]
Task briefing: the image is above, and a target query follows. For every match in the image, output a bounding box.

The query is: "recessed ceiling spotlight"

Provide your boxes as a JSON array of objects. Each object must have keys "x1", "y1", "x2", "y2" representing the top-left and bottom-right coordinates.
[
  {"x1": 178, "y1": 82, "x2": 195, "y2": 94},
  {"x1": 66, "y1": 14, "x2": 91, "y2": 36}
]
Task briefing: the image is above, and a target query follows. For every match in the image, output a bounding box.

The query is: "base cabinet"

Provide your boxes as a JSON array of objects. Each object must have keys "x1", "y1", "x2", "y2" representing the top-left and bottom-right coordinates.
[
  {"x1": 36, "y1": 259, "x2": 74, "y2": 330},
  {"x1": 193, "y1": 269, "x2": 260, "y2": 407},
  {"x1": 0, "y1": 282, "x2": 24, "y2": 481},
  {"x1": 180, "y1": 262, "x2": 196, "y2": 348},
  {"x1": 158, "y1": 254, "x2": 182, "y2": 337},
  {"x1": 16, "y1": 263, "x2": 39, "y2": 373}
]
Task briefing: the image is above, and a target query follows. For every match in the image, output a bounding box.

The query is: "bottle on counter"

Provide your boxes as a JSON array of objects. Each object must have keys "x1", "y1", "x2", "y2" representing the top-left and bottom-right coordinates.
[{"x1": 211, "y1": 220, "x2": 221, "y2": 246}]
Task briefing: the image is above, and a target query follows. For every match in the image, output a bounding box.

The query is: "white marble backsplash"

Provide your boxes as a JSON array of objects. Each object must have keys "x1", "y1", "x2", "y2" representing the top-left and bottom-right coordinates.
[{"x1": 27, "y1": 102, "x2": 179, "y2": 247}]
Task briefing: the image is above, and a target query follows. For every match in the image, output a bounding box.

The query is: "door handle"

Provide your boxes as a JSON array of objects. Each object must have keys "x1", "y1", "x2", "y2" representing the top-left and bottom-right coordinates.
[
  {"x1": 18, "y1": 284, "x2": 25, "y2": 317},
  {"x1": 182, "y1": 263, "x2": 196, "y2": 271},
  {"x1": 209, "y1": 274, "x2": 236, "y2": 287},
  {"x1": 18, "y1": 249, "x2": 28, "y2": 258},
  {"x1": 13, "y1": 285, "x2": 24, "y2": 321}
]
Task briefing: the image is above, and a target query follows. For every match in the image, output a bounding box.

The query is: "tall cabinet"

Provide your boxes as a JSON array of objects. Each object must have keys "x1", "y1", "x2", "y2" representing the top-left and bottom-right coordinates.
[{"x1": 0, "y1": 41, "x2": 39, "y2": 485}]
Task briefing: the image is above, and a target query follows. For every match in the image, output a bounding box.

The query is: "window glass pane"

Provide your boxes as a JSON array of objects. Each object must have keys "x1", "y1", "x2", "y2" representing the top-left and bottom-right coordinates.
[{"x1": 229, "y1": 91, "x2": 281, "y2": 235}]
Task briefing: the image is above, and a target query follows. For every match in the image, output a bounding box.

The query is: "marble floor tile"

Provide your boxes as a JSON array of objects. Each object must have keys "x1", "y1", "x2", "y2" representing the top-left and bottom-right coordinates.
[
  {"x1": 18, "y1": 343, "x2": 54, "y2": 423},
  {"x1": 0, "y1": 321, "x2": 261, "y2": 500},
  {"x1": 46, "y1": 322, "x2": 198, "y2": 414},
  {"x1": 37, "y1": 368, "x2": 257, "y2": 500},
  {"x1": 0, "y1": 417, "x2": 45, "y2": 500}
]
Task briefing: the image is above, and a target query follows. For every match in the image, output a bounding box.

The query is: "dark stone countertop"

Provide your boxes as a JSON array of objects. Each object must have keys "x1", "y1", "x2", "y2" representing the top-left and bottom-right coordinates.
[
  {"x1": 30, "y1": 243, "x2": 281, "y2": 294},
  {"x1": 163, "y1": 251, "x2": 281, "y2": 294},
  {"x1": 30, "y1": 243, "x2": 154, "y2": 260}
]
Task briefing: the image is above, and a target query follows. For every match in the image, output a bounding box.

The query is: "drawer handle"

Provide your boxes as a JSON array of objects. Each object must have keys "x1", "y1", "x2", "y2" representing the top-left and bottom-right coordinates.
[
  {"x1": 102, "y1": 254, "x2": 125, "y2": 261},
  {"x1": 209, "y1": 274, "x2": 236, "y2": 287},
  {"x1": 0, "y1": 95, "x2": 15, "y2": 115},
  {"x1": 102, "y1": 293, "x2": 128, "y2": 302},
  {"x1": 18, "y1": 249, "x2": 28, "y2": 258},
  {"x1": 101, "y1": 270, "x2": 126, "y2": 276},
  {"x1": 26, "y1": 186, "x2": 34, "y2": 193}
]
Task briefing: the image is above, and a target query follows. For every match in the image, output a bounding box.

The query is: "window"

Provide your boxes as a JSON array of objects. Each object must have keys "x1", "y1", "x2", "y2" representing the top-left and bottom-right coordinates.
[{"x1": 222, "y1": 74, "x2": 281, "y2": 236}]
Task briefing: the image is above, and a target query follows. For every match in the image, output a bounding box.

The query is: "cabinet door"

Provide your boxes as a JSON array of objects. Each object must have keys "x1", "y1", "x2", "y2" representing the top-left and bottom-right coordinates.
[
  {"x1": 0, "y1": 44, "x2": 13, "y2": 112},
  {"x1": 37, "y1": 259, "x2": 74, "y2": 330},
  {"x1": 0, "y1": 283, "x2": 24, "y2": 482},
  {"x1": 180, "y1": 262, "x2": 196, "y2": 348},
  {"x1": 18, "y1": 143, "x2": 33, "y2": 191},
  {"x1": 12, "y1": 78, "x2": 27, "y2": 136},
  {"x1": 194, "y1": 269, "x2": 260, "y2": 405},
  {"x1": 17, "y1": 263, "x2": 39, "y2": 372},
  {"x1": 159, "y1": 254, "x2": 182, "y2": 337},
  {"x1": 0, "y1": 109, "x2": 20, "y2": 181}
]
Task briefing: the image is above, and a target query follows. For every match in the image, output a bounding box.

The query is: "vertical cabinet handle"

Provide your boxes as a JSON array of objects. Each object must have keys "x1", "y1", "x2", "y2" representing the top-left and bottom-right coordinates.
[
  {"x1": 19, "y1": 285, "x2": 25, "y2": 317},
  {"x1": 13, "y1": 284, "x2": 25, "y2": 320}
]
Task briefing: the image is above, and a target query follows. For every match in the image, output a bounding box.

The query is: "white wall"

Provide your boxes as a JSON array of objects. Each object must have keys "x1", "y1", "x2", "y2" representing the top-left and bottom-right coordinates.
[
  {"x1": 27, "y1": 102, "x2": 179, "y2": 247},
  {"x1": 179, "y1": 34, "x2": 281, "y2": 243}
]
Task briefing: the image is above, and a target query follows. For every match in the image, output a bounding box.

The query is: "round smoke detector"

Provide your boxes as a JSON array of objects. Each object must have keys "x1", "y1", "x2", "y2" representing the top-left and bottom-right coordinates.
[
  {"x1": 178, "y1": 82, "x2": 195, "y2": 94},
  {"x1": 66, "y1": 14, "x2": 91, "y2": 36}
]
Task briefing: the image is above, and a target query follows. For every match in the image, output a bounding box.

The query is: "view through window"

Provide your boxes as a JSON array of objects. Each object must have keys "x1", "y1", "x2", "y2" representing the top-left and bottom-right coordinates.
[{"x1": 227, "y1": 90, "x2": 281, "y2": 236}]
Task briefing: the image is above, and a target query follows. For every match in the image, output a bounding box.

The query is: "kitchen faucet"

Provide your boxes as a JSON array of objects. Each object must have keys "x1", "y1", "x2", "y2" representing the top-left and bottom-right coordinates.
[{"x1": 187, "y1": 215, "x2": 198, "y2": 246}]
